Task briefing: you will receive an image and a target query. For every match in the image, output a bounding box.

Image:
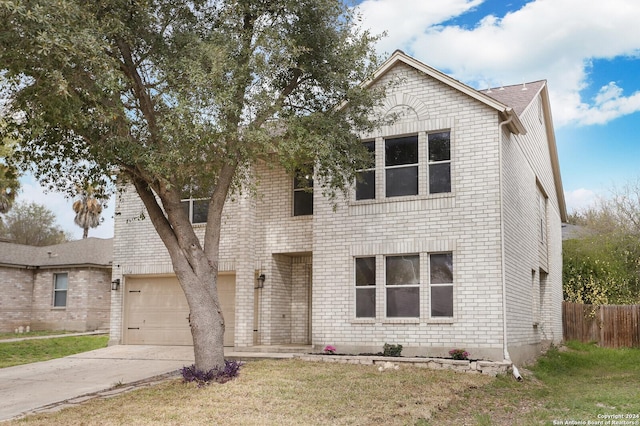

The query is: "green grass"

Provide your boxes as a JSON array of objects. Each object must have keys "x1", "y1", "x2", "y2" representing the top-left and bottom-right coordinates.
[
  {"x1": 0, "y1": 330, "x2": 75, "y2": 340},
  {"x1": 0, "y1": 335, "x2": 109, "y2": 368},
  {"x1": 429, "y1": 341, "x2": 640, "y2": 425}
]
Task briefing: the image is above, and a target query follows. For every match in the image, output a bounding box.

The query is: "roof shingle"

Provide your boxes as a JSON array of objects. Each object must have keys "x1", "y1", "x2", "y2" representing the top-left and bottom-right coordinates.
[
  {"x1": 482, "y1": 80, "x2": 546, "y2": 117},
  {"x1": 0, "y1": 238, "x2": 113, "y2": 268}
]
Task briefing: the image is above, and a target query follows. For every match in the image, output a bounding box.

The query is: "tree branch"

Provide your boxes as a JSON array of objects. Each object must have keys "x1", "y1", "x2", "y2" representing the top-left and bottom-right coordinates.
[{"x1": 115, "y1": 38, "x2": 159, "y2": 141}]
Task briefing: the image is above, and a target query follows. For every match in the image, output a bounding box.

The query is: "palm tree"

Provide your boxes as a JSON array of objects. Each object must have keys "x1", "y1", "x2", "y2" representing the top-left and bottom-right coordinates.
[{"x1": 72, "y1": 186, "x2": 103, "y2": 238}]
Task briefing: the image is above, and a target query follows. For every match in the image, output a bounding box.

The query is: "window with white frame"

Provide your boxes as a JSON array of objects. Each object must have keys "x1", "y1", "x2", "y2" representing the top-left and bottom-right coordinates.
[
  {"x1": 429, "y1": 253, "x2": 453, "y2": 317},
  {"x1": 356, "y1": 141, "x2": 376, "y2": 200},
  {"x1": 386, "y1": 255, "x2": 420, "y2": 317},
  {"x1": 428, "y1": 131, "x2": 451, "y2": 194},
  {"x1": 181, "y1": 198, "x2": 209, "y2": 224},
  {"x1": 385, "y1": 135, "x2": 418, "y2": 197},
  {"x1": 355, "y1": 257, "x2": 376, "y2": 318},
  {"x1": 53, "y1": 273, "x2": 68, "y2": 308},
  {"x1": 293, "y1": 171, "x2": 313, "y2": 216}
]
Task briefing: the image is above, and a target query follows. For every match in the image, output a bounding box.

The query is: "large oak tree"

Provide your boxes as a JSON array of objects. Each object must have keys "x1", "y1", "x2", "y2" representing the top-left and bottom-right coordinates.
[{"x1": 0, "y1": 0, "x2": 385, "y2": 371}]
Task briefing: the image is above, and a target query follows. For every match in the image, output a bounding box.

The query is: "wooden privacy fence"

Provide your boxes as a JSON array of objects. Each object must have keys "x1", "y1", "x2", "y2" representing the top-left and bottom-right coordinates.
[{"x1": 563, "y1": 301, "x2": 640, "y2": 348}]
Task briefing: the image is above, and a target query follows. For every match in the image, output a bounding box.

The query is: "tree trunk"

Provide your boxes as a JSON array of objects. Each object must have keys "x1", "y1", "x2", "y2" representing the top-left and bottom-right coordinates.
[
  {"x1": 83, "y1": 227, "x2": 88, "y2": 239},
  {"x1": 177, "y1": 266, "x2": 225, "y2": 371}
]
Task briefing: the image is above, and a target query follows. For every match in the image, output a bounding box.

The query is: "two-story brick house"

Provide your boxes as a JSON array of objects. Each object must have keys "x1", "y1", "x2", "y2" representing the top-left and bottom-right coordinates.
[{"x1": 109, "y1": 51, "x2": 566, "y2": 364}]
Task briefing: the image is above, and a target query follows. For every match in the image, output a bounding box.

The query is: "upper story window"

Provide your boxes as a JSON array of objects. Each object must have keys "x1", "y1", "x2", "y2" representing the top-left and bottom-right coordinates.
[
  {"x1": 356, "y1": 141, "x2": 376, "y2": 200},
  {"x1": 428, "y1": 132, "x2": 451, "y2": 194},
  {"x1": 385, "y1": 135, "x2": 418, "y2": 197},
  {"x1": 356, "y1": 131, "x2": 451, "y2": 202},
  {"x1": 293, "y1": 172, "x2": 313, "y2": 216},
  {"x1": 53, "y1": 273, "x2": 68, "y2": 308},
  {"x1": 181, "y1": 198, "x2": 209, "y2": 224}
]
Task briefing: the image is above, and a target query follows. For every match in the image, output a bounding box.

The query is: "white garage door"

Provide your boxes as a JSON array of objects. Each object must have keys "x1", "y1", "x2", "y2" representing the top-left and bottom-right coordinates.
[{"x1": 124, "y1": 275, "x2": 235, "y2": 346}]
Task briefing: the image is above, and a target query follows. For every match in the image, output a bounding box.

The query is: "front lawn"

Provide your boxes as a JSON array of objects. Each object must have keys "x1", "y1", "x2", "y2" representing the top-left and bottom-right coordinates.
[
  {"x1": 0, "y1": 335, "x2": 109, "y2": 368},
  {"x1": 5, "y1": 341, "x2": 640, "y2": 425}
]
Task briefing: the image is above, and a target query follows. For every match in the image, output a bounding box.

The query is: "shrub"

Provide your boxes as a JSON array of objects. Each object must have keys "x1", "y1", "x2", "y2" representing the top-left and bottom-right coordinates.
[
  {"x1": 449, "y1": 349, "x2": 470, "y2": 360},
  {"x1": 383, "y1": 343, "x2": 403, "y2": 357},
  {"x1": 181, "y1": 360, "x2": 244, "y2": 386}
]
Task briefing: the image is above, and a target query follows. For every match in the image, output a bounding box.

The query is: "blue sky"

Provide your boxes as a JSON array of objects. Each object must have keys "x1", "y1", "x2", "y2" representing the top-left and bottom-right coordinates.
[{"x1": 16, "y1": 0, "x2": 640, "y2": 239}]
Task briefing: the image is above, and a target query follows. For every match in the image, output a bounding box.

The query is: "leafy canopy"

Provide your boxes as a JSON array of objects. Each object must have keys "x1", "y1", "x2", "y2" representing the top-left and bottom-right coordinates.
[
  {"x1": 564, "y1": 178, "x2": 640, "y2": 305},
  {"x1": 0, "y1": 201, "x2": 70, "y2": 246},
  {"x1": 0, "y1": 0, "x2": 384, "y2": 200}
]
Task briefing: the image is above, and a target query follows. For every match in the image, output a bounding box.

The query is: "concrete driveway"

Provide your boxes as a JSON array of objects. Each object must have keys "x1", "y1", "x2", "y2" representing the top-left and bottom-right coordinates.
[{"x1": 0, "y1": 345, "x2": 195, "y2": 421}]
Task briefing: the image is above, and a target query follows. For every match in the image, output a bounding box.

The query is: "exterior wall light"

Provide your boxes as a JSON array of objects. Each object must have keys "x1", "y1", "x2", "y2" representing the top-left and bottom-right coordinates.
[
  {"x1": 111, "y1": 278, "x2": 121, "y2": 291},
  {"x1": 256, "y1": 274, "x2": 266, "y2": 289}
]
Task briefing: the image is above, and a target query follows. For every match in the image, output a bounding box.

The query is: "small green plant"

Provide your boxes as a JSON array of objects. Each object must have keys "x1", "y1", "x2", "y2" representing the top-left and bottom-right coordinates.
[
  {"x1": 449, "y1": 349, "x2": 469, "y2": 360},
  {"x1": 383, "y1": 343, "x2": 403, "y2": 357}
]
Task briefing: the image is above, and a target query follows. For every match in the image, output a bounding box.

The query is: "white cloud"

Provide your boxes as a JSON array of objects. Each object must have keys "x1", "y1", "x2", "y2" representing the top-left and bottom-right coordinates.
[
  {"x1": 16, "y1": 175, "x2": 114, "y2": 241},
  {"x1": 564, "y1": 188, "x2": 598, "y2": 213},
  {"x1": 356, "y1": 0, "x2": 483, "y2": 56},
  {"x1": 356, "y1": 0, "x2": 640, "y2": 127}
]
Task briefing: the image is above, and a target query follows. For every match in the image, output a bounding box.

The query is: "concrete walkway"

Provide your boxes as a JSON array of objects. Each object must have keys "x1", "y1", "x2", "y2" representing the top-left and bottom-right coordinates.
[{"x1": 0, "y1": 344, "x2": 298, "y2": 422}]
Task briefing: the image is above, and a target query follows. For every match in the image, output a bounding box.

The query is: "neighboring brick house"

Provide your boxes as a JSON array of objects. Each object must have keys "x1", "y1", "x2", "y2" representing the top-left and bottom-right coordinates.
[
  {"x1": 0, "y1": 238, "x2": 113, "y2": 332},
  {"x1": 109, "y1": 51, "x2": 566, "y2": 365}
]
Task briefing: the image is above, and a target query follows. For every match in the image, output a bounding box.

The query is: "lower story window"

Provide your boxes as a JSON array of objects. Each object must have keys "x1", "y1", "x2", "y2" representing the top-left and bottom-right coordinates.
[
  {"x1": 355, "y1": 257, "x2": 376, "y2": 318},
  {"x1": 430, "y1": 253, "x2": 453, "y2": 317},
  {"x1": 53, "y1": 273, "x2": 68, "y2": 307},
  {"x1": 386, "y1": 255, "x2": 420, "y2": 317}
]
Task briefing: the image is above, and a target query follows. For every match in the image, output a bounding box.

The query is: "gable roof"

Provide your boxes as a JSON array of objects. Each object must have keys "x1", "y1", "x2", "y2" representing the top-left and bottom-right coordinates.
[
  {"x1": 365, "y1": 50, "x2": 526, "y2": 135},
  {"x1": 367, "y1": 51, "x2": 567, "y2": 222},
  {"x1": 0, "y1": 238, "x2": 113, "y2": 269}
]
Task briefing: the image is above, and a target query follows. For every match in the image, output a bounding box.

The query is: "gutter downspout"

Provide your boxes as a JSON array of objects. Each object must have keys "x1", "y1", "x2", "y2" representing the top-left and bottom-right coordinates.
[{"x1": 498, "y1": 112, "x2": 523, "y2": 381}]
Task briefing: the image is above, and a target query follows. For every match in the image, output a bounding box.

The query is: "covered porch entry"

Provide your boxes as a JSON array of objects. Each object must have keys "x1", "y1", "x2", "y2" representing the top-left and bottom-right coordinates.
[{"x1": 253, "y1": 253, "x2": 312, "y2": 346}]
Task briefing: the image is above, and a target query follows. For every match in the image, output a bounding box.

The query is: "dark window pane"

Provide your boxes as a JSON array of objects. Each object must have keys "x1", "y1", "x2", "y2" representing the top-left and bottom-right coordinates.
[
  {"x1": 387, "y1": 287, "x2": 419, "y2": 317},
  {"x1": 363, "y1": 140, "x2": 375, "y2": 168},
  {"x1": 356, "y1": 170, "x2": 375, "y2": 200},
  {"x1": 356, "y1": 257, "x2": 376, "y2": 286},
  {"x1": 430, "y1": 253, "x2": 453, "y2": 283},
  {"x1": 294, "y1": 190, "x2": 313, "y2": 216},
  {"x1": 386, "y1": 166, "x2": 418, "y2": 197},
  {"x1": 386, "y1": 255, "x2": 420, "y2": 285},
  {"x1": 192, "y1": 199, "x2": 209, "y2": 224},
  {"x1": 429, "y1": 163, "x2": 451, "y2": 193},
  {"x1": 181, "y1": 200, "x2": 190, "y2": 219},
  {"x1": 54, "y1": 291, "x2": 67, "y2": 307},
  {"x1": 356, "y1": 288, "x2": 376, "y2": 317},
  {"x1": 54, "y1": 274, "x2": 68, "y2": 290},
  {"x1": 431, "y1": 286, "x2": 453, "y2": 317},
  {"x1": 385, "y1": 136, "x2": 418, "y2": 166},
  {"x1": 428, "y1": 132, "x2": 450, "y2": 162},
  {"x1": 294, "y1": 174, "x2": 313, "y2": 189}
]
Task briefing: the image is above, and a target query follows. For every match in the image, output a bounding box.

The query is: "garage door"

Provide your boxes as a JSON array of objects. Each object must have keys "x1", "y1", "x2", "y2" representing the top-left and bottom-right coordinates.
[{"x1": 124, "y1": 275, "x2": 235, "y2": 346}]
